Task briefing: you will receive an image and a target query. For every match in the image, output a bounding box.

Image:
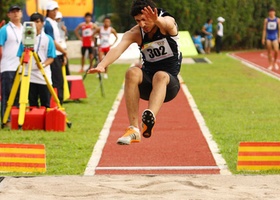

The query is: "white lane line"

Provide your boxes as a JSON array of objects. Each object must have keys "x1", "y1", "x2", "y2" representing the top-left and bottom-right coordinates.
[
  {"x1": 84, "y1": 86, "x2": 124, "y2": 176},
  {"x1": 260, "y1": 52, "x2": 280, "y2": 63},
  {"x1": 229, "y1": 53, "x2": 280, "y2": 81},
  {"x1": 204, "y1": 57, "x2": 212, "y2": 64},
  {"x1": 179, "y1": 75, "x2": 231, "y2": 175},
  {"x1": 95, "y1": 166, "x2": 221, "y2": 171}
]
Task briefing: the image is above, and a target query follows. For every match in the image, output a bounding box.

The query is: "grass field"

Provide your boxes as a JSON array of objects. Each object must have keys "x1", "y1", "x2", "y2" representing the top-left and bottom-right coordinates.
[{"x1": 1, "y1": 53, "x2": 280, "y2": 175}]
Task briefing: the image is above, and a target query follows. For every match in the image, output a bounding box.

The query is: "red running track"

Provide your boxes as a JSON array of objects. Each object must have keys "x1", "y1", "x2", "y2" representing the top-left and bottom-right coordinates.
[
  {"x1": 94, "y1": 84, "x2": 220, "y2": 175},
  {"x1": 231, "y1": 50, "x2": 280, "y2": 77}
]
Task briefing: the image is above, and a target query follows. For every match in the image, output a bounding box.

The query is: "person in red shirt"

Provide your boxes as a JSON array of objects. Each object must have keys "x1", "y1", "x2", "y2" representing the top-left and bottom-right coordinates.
[{"x1": 74, "y1": 12, "x2": 98, "y2": 73}]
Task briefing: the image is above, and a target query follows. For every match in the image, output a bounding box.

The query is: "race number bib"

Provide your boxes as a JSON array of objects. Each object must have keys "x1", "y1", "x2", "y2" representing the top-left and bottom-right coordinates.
[
  {"x1": 83, "y1": 28, "x2": 92, "y2": 37},
  {"x1": 142, "y1": 38, "x2": 174, "y2": 62},
  {"x1": 267, "y1": 21, "x2": 277, "y2": 30}
]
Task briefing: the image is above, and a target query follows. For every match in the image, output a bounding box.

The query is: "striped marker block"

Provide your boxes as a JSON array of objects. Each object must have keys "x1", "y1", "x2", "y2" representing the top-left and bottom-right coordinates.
[
  {"x1": 0, "y1": 144, "x2": 46, "y2": 173},
  {"x1": 237, "y1": 142, "x2": 280, "y2": 171}
]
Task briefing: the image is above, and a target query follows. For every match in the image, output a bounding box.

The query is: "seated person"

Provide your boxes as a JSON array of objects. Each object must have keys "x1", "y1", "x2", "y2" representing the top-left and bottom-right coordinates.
[{"x1": 192, "y1": 30, "x2": 205, "y2": 54}]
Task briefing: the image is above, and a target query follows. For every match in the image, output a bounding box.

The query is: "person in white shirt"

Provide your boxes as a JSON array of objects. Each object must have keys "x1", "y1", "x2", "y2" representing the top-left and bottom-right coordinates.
[
  {"x1": 93, "y1": 17, "x2": 118, "y2": 79},
  {"x1": 56, "y1": 11, "x2": 70, "y2": 76},
  {"x1": 17, "y1": 13, "x2": 56, "y2": 108},
  {"x1": 44, "y1": 0, "x2": 67, "y2": 105},
  {"x1": 0, "y1": 5, "x2": 23, "y2": 127},
  {"x1": 215, "y1": 17, "x2": 225, "y2": 54}
]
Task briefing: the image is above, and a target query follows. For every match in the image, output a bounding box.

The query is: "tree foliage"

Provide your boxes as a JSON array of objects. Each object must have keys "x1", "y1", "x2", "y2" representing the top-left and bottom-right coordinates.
[
  {"x1": 109, "y1": 0, "x2": 280, "y2": 50},
  {"x1": 0, "y1": 0, "x2": 25, "y2": 23},
  {"x1": 2, "y1": 0, "x2": 279, "y2": 49}
]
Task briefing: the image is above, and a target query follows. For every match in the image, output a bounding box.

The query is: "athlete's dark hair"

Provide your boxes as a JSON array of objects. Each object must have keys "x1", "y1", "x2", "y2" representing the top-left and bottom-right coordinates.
[
  {"x1": 30, "y1": 12, "x2": 44, "y2": 22},
  {"x1": 84, "y1": 12, "x2": 92, "y2": 18},
  {"x1": 103, "y1": 16, "x2": 111, "y2": 21},
  {"x1": 268, "y1": 7, "x2": 275, "y2": 12},
  {"x1": 206, "y1": 18, "x2": 212, "y2": 23},
  {"x1": 130, "y1": 0, "x2": 157, "y2": 17}
]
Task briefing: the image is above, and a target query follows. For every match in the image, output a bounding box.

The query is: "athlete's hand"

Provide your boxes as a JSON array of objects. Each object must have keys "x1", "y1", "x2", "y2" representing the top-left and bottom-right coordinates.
[
  {"x1": 262, "y1": 39, "x2": 265, "y2": 46},
  {"x1": 87, "y1": 64, "x2": 105, "y2": 74},
  {"x1": 142, "y1": 6, "x2": 158, "y2": 23}
]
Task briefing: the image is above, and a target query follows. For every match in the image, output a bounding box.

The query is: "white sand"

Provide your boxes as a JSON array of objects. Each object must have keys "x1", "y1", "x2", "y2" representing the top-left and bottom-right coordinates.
[{"x1": 0, "y1": 175, "x2": 280, "y2": 200}]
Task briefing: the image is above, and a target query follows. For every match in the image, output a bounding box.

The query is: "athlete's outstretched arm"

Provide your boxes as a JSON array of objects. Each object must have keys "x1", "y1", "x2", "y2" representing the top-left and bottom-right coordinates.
[
  {"x1": 141, "y1": 6, "x2": 177, "y2": 36},
  {"x1": 88, "y1": 28, "x2": 138, "y2": 73}
]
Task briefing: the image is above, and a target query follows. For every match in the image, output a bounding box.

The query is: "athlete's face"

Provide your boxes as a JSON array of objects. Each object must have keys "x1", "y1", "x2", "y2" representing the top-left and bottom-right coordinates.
[
  {"x1": 85, "y1": 16, "x2": 92, "y2": 23},
  {"x1": 269, "y1": 10, "x2": 276, "y2": 18},
  {"x1": 134, "y1": 13, "x2": 154, "y2": 33},
  {"x1": 103, "y1": 19, "x2": 111, "y2": 28}
]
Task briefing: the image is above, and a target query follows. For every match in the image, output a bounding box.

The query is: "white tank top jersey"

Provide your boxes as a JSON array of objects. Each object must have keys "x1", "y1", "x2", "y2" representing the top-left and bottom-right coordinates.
[{"x1": 99, "y1": 26, "x2": 112, "y2": 48}]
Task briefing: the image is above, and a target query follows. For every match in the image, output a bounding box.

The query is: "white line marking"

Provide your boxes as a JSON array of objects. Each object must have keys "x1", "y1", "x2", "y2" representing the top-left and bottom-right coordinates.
[
  {"x1": 204, "y1": 57, "x2": 212, "y2": 64},
  {"x1": 84, "y1": 86, "x2": 124, "y2": 176},
  {"x1": 96, "y1": 166, "x2": 221, "y2": 171},
  {"x1": 228, "y1": 53, "x2": 280, "y2": 81},
  {"x1": 260, "y1": 52, "x2": 280, "y2": 63},
  {"x1": 179, "y1": 75, "x2": 231, "y2": 175}
]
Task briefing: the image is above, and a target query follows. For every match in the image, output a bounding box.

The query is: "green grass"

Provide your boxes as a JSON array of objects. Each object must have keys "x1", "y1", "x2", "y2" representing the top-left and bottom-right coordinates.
[
  {"x1": 180, "y1": 53, "x2": 280, "y2": 174},
  {"x1": 2, "y1": 53, "x2": 280, "y2": 175},
  {"x1": 0, "y1": 63, "x2": 129, "y2": 175}
]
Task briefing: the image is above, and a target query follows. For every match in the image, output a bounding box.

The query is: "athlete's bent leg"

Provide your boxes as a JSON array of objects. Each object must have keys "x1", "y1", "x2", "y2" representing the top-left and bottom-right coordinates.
[{"x1": 148, "y1": 71, "x2": 170, "y2": 116}]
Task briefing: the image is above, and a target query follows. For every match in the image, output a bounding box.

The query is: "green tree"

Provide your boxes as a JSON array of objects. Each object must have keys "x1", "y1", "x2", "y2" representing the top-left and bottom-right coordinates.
[
  {"x1": 0, "y1": 0, "x2": 25, "y2": 23},
  {"x1": 106, "y1": 0, "x2": 280, "y2": 49}
]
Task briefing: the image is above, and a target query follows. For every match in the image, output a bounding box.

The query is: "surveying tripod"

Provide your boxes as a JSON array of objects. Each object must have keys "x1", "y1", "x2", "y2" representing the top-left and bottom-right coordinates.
[{"x1": 1, "y1": 47, "x2": 72, "y2": 129}]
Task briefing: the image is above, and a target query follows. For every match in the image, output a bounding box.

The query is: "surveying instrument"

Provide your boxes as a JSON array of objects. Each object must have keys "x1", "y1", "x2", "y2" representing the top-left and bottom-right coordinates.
[{"x1": 1, "y1": 22, "x2": 71, "y2": 129}]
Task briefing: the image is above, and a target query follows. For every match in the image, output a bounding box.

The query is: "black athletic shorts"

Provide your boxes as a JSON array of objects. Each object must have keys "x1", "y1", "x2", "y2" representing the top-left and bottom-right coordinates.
[
  {"x1": 81, "y1": 46, "x2": 93, "y2": 56},
  {"x1": 138, "y1": 70, "x2": 180, "y2": 102}
]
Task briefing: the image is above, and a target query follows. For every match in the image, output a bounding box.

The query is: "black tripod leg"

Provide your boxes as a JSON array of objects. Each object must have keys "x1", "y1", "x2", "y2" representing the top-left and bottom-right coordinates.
[{"x1": 98, "y1": 73, "x2": 105, "y2": 97}]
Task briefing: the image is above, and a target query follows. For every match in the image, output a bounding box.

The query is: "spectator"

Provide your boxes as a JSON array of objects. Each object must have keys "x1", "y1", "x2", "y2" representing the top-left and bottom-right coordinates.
[
  {"x1": 56, "y1": 11, "x2": 70, "y2": 75},
  {"x1": 0, "y1": 5, "x2": 23, "y2": 128},
  {"x1": 44, "y1": 0, "x2": 67, "y2": 105},
  {"x1": 192, "y1": 30, "x2": 205, "y2": 54},
  {"x1": 74, "y1": 12, "x2": 98, "y2": 73},
  {"x1": 215, "y1": 17, "x2": 225, "y2": 54},
  {"x1": 202, "y1": 18, "x2": 213, "y2": 54}
]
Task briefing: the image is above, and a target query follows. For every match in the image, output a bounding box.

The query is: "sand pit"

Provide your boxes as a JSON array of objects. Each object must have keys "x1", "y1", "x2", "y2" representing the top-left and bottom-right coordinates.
[{"x1": 0, "y1": 175, "x2": 280, "y2": 199}]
